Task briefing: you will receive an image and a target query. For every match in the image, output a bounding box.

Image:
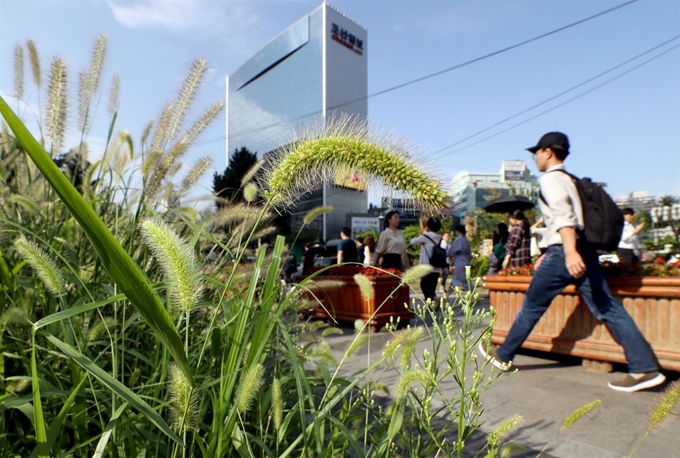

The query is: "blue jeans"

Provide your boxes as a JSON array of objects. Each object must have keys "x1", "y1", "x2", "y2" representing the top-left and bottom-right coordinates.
[{"x1": 497, "y1": 245, "x2": 658, "y2": 373}]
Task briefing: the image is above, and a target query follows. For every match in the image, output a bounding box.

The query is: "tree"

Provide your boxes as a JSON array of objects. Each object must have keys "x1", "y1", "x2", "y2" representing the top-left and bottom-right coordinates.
[
  {"x1": 656, "y1": 195, "x2": 680, "y2": 242},
  {"x1": 212, "y1": 146, "x2": 258, "y2": 208}
]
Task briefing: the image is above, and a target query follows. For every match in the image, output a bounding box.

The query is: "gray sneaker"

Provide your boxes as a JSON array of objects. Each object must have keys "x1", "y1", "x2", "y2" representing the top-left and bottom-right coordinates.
[
  {"x1": 608, "y1": 372, "x2": 666, "y2": 393},
  {"x1": 478, "y1": 342, "x2": 511, "y2": 372}
]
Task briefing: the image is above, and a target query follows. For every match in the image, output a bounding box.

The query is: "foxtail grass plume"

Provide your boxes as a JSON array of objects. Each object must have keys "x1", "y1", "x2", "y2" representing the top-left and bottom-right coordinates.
[
  {"x1": 45, "y1": 57, "x2": 68, "y2": 155},
  {"x1": 396, "y1": 370, "x2": 428, "y2": 402},
  {"x1": 303, "y1": 206, "x2": 334, "y2": 225},
  {"x1": 271, "y1": 378, "x2": 282, "y2": 431},
  {"x1": 14, "y1": 44, "x2": 24, "y2": 101},
  {"x1": 140, "y1": 218, "x2": 203, "y2": 313},
  {"x1": 27, "y1": 39, "x2": 41, "y2": 88},
  {"x1": 108, "y1": 74, "x2": 119, "y2": 117},
  {"x1": 486, "y1": 415, "x2": 523, "y2": 452},
  {"x1": 181, "y1": 156, "x2": 213, "y2": 195},
  {"x1": 146, "y1": 99, "x2": 223, "y2": 201},
  {"x1": 321, "y1": 327, "x2": 344, "y2": 337},
  {"x1": 85, "y1": 317, "x2": 117, "y2": 344},
  {"x1": 308, "y1": 340, "x2": 339, "y2": 367},
  {"x1": 207, "y1": 204, "x2": 263, "y2": 228},
  {"x1": 87, "y1": 34, "x2": 107, "y2": 96},
  {"x1": 382, "y1": 327, "x2": 413, "y2": 361},
  {"x1": 14, "y1": 236, "x2": 65, "y2": 296},
  {"x1": 345, "y1": 333, "x2": 370, "y2": 357},
  {"x1": 148, "y1": 104, "x2": 172, "y2": 160},
  {"x1": 0, "y1": 307, "x2": 29, "y2": 327},
  {"x1": 241, "y1": 159, "x2": 264, "y2": 186},
  {"x1": 140, "y1": 118, "x2": 154, "y2": 149},
  {"x1": 401, "y1": 264, "x2": 433, "y2": 289},
  {"x1": 235, "y1": 363, "x2": 264, "y2": 414},
  {"x1": 264, "y1": 117, "x2": 450, "y2": 213},
  {"x1": 648, "y1": 380, "x2": 680, "y2": 431},
  {"x1": 400, "y1": 326, "x2": 424, "y2": 370},
  {"x1": 168, "y1": 363, "x2": 199, "y2": 431},
  {"x1": 353, "y1": 274, "x2": 373, "y2": 302},
  {"x1": 77, "y1": 70, "x2": 89, "y2": 132},
  {"x1": 562, "y1": 399, "x2": 601, "y2": 430},
  {"x1": 305, "y1": 279, "x2": 347, "y2": 290},
  {"x1": 165, "y1": 58, "x2": 208, "y2": 145},
  {"x1": 242, "y1": 182, "x2": 258, "y2": 203}
]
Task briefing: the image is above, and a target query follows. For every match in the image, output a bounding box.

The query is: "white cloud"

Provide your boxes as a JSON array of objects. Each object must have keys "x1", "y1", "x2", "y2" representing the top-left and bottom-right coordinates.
[{"x1": 108, "y1": 0, "x2": 259, "y2": 35}]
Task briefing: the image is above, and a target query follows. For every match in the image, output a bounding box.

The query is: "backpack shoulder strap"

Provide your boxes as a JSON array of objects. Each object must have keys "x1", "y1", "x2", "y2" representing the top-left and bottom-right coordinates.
[
  {"x1": 422, "y1": 233, "x2": 442, "y2": 245},
  {"x1": 538, "y1": 169, "x2": 578, "y2": 204},
  {"x1": 422, "y1": 233, "x2": 442, "y2": 259}
]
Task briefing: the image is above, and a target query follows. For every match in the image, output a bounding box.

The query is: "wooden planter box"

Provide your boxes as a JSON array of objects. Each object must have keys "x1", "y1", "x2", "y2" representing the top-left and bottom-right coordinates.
[
  {"x1": 304, "y1": 275, "x2": 413, "y2": 332},
  {"x1": 483, "y1": 275, "x2": 680, "y2": 371}
]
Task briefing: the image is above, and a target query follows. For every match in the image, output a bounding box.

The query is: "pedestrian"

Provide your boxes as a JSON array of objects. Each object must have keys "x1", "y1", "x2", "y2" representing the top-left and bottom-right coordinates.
[
  {"x1": 410, "y1": 216, "x2": 443, "y2": 302},
  {"x1": 337, "y1": 227, "x2": 358, "y2": 264},
  {"x1": 487, "y1": 223, "x2": 509, "y2": 275},
  {"x1": 617, "y1": 208, "x2": 647, "y2": 270},
  {"x1": 355, "y1": 236, "x2": 365, "y2": 262},
  {"x1": 450, "y1": 225, "x2": 472, "y2": 290},
  {"x1": 282, "y1": 244, "x2": 297, "y2": 284},
  {"x1": 301, "y1": 243, "x2": 315, "y2": 275},
  {"x1": 439, "y1": 232, "x2": 451, "y2": 293},
  {"x1": 502, "y1": 209, "x2": 531, "y2": 269},
  {"x1": 479, "y1": 131, "x2": 665, "y2": 392},
  {"x1": 375, "y1": 211, "x2": 409, "y2": 271},
  {"x1": 363, "y1": 234, "x2": 377, "y2": 266},
  {"x1": 530, "y1": 216, "x2": 549, "y2": 257}
]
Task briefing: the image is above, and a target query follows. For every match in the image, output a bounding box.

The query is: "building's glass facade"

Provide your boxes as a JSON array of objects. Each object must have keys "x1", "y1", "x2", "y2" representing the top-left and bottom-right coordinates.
[
  {"x1": 449, "y1": 161, "x2": 539, "y2": 216},
  {"x1": 226, "y1": 3, "x2": 368, "y2": 240}
]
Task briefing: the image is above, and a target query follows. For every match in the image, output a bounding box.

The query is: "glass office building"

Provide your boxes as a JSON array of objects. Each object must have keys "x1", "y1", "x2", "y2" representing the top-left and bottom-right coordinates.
[
  {"x1": 450, "y1": 160, "x2": 539, "y2": 216},
  {"x1": 226, "y1": 2, "x2": 368, "y2": 241}
]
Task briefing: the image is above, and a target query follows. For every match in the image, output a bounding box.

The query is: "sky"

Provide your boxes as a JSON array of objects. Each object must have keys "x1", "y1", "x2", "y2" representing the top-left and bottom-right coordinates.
[{"x1": 1, "y1": 0, "x2": 679, "y2": 207}]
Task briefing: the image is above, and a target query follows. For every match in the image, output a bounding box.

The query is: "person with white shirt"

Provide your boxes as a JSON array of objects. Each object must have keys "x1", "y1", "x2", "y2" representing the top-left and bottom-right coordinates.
[
  {"x1": 617, "y1": 208, "x2": 647, "y2": 266},
  {"x1": 478, "y1": 132, "x2": 665, "y2": 393},
  {"x1": 375, "y1": 211, "x2": 409, "y2": 271},
  {"x1": 410, "y1": 217, "x2": 442, "y2": 302}
]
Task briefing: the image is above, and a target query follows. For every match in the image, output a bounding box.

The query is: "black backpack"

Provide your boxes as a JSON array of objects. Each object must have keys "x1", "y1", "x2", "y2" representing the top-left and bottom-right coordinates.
[
  {"x1": 542, "y1": 170, "x2": 623, "y2": 252},
  {"x1": 423, "y1": 234, "x2": 448, "y2": 268}
]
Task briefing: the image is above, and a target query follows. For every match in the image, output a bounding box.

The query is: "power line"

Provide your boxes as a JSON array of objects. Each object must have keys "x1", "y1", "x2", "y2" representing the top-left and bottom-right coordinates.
[
  {"x1": 194, "y1": 0, "x2": 640, "y2": 149},
  {"x1": 427, "y1": 34, "x2": 680, "y2": 160},
  {"x1": 438, "y1": 43, "x2": 680, "y2": 158}
]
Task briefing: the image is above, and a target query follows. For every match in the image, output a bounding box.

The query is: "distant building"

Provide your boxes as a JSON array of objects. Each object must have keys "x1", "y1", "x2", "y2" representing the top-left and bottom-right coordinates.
[
  {"x1": 450, "y1": 160, "x2": 539, "y2": 216},
  {"x1": 615, "y1": 191, "x2": 656, "y2": 213},
  {"x1": 226, "y1": 2, "x2": 368, "y2": 241}
]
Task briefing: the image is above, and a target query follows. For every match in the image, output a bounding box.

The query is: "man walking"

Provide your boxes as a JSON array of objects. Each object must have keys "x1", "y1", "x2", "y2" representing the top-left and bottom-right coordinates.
[
  {"x1": 337, "y1": 227, "x2": 358, "y2": 264},
  {"x1": 617, "y1": 207, "x2": 647, "y2": 268},
  {"x1": 479, "y1": 132, "x2": 665, "y2": 393}
]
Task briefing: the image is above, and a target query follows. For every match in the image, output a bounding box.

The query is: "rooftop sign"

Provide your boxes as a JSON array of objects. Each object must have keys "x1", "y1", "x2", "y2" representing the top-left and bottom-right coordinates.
[{"x1": 331, "y1": 22, "x2": 364, "y2": 56}]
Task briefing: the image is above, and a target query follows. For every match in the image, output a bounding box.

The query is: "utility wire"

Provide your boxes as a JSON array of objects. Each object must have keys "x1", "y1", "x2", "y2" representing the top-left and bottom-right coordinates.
[
  {"x1": 439, "y1": 43, "x2": 680, "y2": 157},
  {"x1": 196, "y1": 0, "x2": 640, "y2": 148},
  {"x1": 427, "y1": 34, "x2": 680, "y2": 160}
]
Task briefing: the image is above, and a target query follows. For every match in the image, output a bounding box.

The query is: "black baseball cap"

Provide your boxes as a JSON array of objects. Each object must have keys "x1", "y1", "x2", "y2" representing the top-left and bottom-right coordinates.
[{"x1": 526, "y1": 132, "x2": 570, "y2": 155}]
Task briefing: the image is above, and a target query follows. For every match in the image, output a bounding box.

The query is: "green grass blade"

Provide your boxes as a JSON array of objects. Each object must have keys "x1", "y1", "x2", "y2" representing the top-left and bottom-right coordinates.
[
  {"x1": 44, "y1": 333, "x2": 182, "y2": 445},
  {"x1": 30, "y1": 331, "x2": 48, "y2": 458},
  {"x1": 92, "y1": 402, "x2": 128, "y2": 458},
  {"x1": 0, "y1": 95, "x2": 192, "y2": 385},
  {"x1": 34, "y1": 283, "x2": 164, "y2": 329},
  {"x1": 30, "y1": 378, "x2": 86, "y2": 458},
  {"x1": 34, "y1": 294, "x2": 126, "y2": 329}
]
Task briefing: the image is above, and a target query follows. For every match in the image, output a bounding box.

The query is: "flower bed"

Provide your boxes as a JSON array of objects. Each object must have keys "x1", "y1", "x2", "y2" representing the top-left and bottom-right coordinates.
[
  {"x1": 484, "y1": 274, "x2": 680, "y2": 371},
  {"x1": 301, "y1": 266, "x2": 412, "y2": 331}
]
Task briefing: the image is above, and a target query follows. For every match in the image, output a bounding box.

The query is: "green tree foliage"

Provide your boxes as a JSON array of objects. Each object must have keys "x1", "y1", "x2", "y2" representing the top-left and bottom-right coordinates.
[{"x1": 212, "y1": 146, "x2": 258, "y2": 208}]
